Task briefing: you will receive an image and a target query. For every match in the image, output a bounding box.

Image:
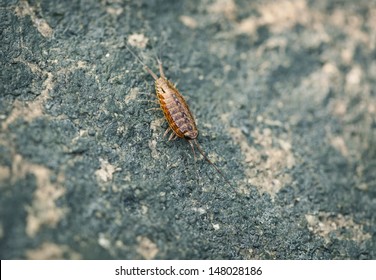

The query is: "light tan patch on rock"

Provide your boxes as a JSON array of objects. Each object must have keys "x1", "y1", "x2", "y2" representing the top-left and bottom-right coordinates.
[
  {"x1": 148, "y1": 139, "x2": 159, "y2": 159},
  {"x1": 249, "y1": 127, "x2": 295, "y2": 199},
  {"x1": 10, "y1": 154, "x2": 67, "y2": 237},
  {"x1": 26, "y1": 242, "x2": 81, "y2": 259},
  {"x1": 329, "y1": 9, "x2": 370, "y2": 45},
  {"x1": 236, "y1": 0, "x2": 309, "y2": 35},
  {"x1": 125, "y1": 87, "x2": 140, "y2": 104},
  {"x1": 127, "y1": 33, "x2": 149, "y2": 49},
  {"x1": 223, "y1": 114, "x2": 295, "y2": 199},
  {"x1": 148, "y1": 117, "x2": 165, "y2": 159},
  {"x1": 95, "y1": 158, "x2": 117, "y2": 183},
  {"x1": 2, "y1": 60, "x2": 54, "y2": 130},
  {"x1": 329, "y1": 135, "x2": 349, "y2": 158},
  {"x1": 106, "y1": 6, "x2": 123, "y2": 16},
  {"x1": 180, "y1": 15, "x2": 198, "y2": 29},
  {"x1": 207, "y1": 0, "x2": 237, "y2": 20},
  {"x1": 136, "y1": 236, "x2": 158, "y2": 260},
  {"x1": 330, "y1": 100, "x2": 348, "y2": 117},
  {"x1": 2, "y1": 99, "x2": 43, "y2": 130},
  {"x1": 16, "y1": 0, "x2": 53, "y2": 38},
  {"x1": 345, "y1": 65, "x2": 363, "y2": 94},
  {"x1": 259, "y1": 0, "x2": 309, "y2": 31},
  {"x1": 98, "y1": 233, "x2": 112, "y2": 250},
  {"x1": 305, "y1": 213, "x2": 371, "y2": 243}
]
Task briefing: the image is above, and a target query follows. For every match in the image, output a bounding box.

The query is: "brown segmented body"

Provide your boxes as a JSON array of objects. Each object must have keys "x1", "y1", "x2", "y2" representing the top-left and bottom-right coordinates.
[
  {"x1": 125, "y1": 44, "x2": 232, "y2": 187},
  {"x1": 156, "y1": 78, "x2": 198, "y2": 140}
]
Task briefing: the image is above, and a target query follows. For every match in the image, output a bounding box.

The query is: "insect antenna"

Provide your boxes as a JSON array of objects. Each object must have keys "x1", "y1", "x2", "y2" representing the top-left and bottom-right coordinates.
[
  {"x1": 189, "y1": 139, "x2": 233, "y2": 188},
  {"x1": 188, "y1": 138, "x2": 202, "y2": 185},
  {"x1": 124, "y1": 43, "x2": 158, "y2": 80}
]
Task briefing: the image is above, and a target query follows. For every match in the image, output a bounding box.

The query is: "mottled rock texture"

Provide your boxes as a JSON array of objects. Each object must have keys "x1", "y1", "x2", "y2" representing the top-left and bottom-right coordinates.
[{"x1": 1, "y1": 0, "x2": 375, "y2": 259}]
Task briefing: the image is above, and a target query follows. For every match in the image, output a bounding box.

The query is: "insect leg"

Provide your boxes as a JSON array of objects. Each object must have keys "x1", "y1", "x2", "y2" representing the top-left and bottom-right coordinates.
[
  {"x1": 168, "y1": 132, "x2": 177, "y2": 141},
  {"x1": 163, "y1": 127, "x2": 172, "y2": 138},
  {"x1": 135, "y1": 99, "x2": 159, "y2": 104},
  {"x1": 146, "y1": 107, "x2": 161, "y2": 112}
]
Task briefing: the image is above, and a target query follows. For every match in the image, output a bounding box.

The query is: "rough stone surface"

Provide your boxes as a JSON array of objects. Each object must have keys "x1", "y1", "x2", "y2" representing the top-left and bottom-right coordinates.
[{"x1": 0, "y1": 0, "x2": 375, "y2": 259}]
